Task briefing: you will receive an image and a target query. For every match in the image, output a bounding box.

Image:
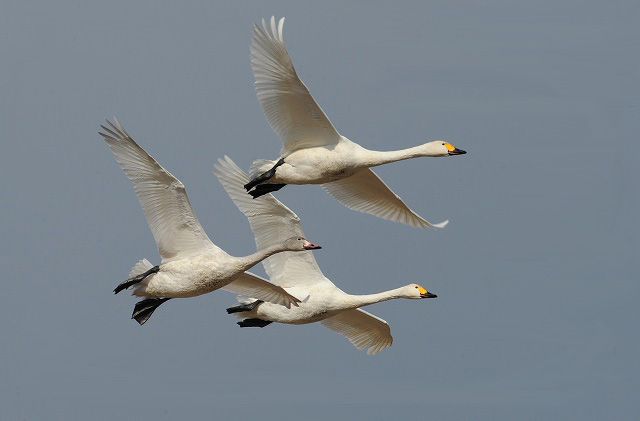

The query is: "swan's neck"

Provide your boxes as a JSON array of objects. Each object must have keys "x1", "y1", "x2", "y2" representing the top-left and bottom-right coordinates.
[
  {"x1": 346, "y1": 287, "x2": 407, "y2": 308},
  {"x1": 238, "y1": 243, "x2": 290, "y2": 272},
  {"x1": 362, "y1": 144, "x2": 439, "y2": 168}
]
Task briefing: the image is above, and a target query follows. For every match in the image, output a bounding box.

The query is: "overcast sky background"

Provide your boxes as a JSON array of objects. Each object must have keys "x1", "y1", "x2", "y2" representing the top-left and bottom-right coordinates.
[{"x1": 1, "y1": 1, "x2": 639, "y2": 419}]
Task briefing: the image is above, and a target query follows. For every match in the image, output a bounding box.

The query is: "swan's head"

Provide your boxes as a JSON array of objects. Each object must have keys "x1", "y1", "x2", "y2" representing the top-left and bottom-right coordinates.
[
  {"x1": 424, "y1": 141, "x2": 467, "y2": 157},
  {"x1": 405, "y1": 284, "x2": 437, "y2": 299},
  {"x1": 284, "y1": 236, "x2": 322, "y2": 251}
]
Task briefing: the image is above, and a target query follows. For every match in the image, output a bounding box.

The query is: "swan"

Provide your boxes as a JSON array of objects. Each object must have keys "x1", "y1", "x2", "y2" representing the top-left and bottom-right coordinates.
[
  {"x1": 244, "y1": 16, "x2": 466, "y2": 229},
  {"x1": 214, "y1": 156, "x2": 437, "y2": 355},
  {"x1": 99, "y1": 118, "x2": 321, "y2": 325}
]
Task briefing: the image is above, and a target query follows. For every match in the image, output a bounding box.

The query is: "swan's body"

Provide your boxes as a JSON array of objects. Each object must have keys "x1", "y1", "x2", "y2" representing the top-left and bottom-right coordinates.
[
  {"x1": 214, "y1": 156, "x2": 437, "y2": 355},
  {"x1": 99, "y1": 118, "x2": 320, "y2": 324},
  {"x1": 246, "y1": 16, "x2": 466, "y2": 229},
  {"x1": 125, "y1": 242, "x2": 307, "y2": 299}
]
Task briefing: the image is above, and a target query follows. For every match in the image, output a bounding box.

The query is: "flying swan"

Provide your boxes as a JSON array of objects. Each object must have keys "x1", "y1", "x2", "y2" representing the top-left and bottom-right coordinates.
[
  {"x1": 244, "y1": 16, "x2": 466, "y2": 229},
  {"x1": 214, "y1": 156, "x2": 437, "y2": 355},
  {"x1": 99, "y1": 118, "x2": 321, "y2": 325}
]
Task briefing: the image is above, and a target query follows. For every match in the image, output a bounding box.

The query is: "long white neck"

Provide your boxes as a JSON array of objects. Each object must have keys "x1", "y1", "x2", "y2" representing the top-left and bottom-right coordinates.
[
  {"x1": 361, "y1": 143, "x2": 442, "y2": 168},
  {"x1": 237, "y1": 243, "x2": 292, "y2": 272},
  {"x1": 345, "y1": 286, "x2": 408, "y2": 309}
]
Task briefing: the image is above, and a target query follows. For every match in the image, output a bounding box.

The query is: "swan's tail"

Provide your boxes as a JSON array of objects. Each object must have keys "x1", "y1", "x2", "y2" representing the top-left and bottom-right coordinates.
[
  {"x1": 226, "y1": 300, "x2": 264, "y2": 314},
  {"x1": 249, "y1": 159, "x2": 278, "y2": 180},
  {"x1": 226, "y1": 295, "x2": 258, "y2": 318},
  {"x1": 113, "y1": 259, "x2": 156, "y2": 294},
  {"x1": 129, "y1": 258, "x2": 154, "y2": 278}
]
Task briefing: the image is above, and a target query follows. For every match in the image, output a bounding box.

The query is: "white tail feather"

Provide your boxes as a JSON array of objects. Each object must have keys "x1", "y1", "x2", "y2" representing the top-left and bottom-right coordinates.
[
  {"x1": 236, "y1": 295, "x2": 257, "y2": 305},
  {"x1": 230, "y1": 295, "x2": 259, "y2": 319},
  {"x1": 128, "y1": 258, "x2": 154, "y2": 278},
  {"x1": 249, "y1": 159, "x2": 278, "y2": 180}
]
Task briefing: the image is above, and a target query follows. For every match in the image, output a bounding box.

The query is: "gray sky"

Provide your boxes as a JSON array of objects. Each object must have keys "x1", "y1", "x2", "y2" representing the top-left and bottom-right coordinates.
[{"x1": 1, "y1": 0, "x2": 639, "y2": 419}]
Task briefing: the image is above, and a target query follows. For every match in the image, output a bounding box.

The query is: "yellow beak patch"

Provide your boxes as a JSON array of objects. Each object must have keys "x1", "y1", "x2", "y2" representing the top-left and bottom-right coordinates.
[
  {"x1": 418, "y1": 286, "x2": 428, "y2": 295},
  {"x1": 445, "y1": 143, "x2": 456, "y2": 152}
]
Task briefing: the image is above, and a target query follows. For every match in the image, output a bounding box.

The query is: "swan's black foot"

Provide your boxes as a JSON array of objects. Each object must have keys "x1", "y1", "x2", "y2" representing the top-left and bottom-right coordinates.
[
  {"x1": 131, "y1": 297, "x2": 171, "y2": 325},
  {"x1": 226, "y1": 300, "x2": 264, "y2": 314},
  {"x1": 244, "y1": 158, "x2": 286, "y2": 191},
  {"x1": 248, "y1": 184, "x2": 286, "y2": 199},
  {"x1": 114, "y1": 265, "x2": 160, "y2": 294},
  {"x1": 238, "y1": 318, "x2": 272, "y2": 328}
]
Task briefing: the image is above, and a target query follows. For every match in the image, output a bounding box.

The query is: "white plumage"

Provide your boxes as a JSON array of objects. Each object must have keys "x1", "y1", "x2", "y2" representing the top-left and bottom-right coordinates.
[
  {"x1": 246, "y1": 16, "x2": 466, "y2": 229},
  {"x1": 100, "y1": 118, "x2": 323, "y2": 324},
  {"x1": 214, "y1": 156, "x2": 437, "y2": 355}
]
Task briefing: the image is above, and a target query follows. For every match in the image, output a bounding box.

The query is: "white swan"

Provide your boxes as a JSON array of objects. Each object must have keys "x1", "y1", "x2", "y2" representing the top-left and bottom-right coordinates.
[
  {"x1": 99, "y1": 118, "x2": 321, "y2": 325},
  {"x1": 214, "y1": 156, "x2": 437, "y2": 355},
  {"x1": 244, "y1": 16, "x2": 466, "y2": 229}
]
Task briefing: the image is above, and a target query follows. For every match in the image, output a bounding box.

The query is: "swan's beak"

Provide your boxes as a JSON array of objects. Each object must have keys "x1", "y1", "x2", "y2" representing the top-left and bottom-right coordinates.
[
  {"x1": 444, "y1": 143, "x2": 466, "y2": 156},
  {"x1": 417, "y1": 286, "x2": 437, "y2": 298},
  {"x1": 303, "y1": 242, "x2": 322, "y2": 250}
]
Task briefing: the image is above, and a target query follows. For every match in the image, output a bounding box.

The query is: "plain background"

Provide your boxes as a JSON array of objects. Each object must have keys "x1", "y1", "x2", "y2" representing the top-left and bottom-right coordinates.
[{"x1": 1, "y1": 1, "x2": 639, "y2": 419}]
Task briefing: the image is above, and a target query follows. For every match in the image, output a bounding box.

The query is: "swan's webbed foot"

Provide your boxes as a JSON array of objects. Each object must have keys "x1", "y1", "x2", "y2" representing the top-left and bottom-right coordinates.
[
  {"x1": 248, "y1": 184, "x2": 286, "y2": 198},
  {"x1": 226, "y1": 300, "x2": 264, "y2": 314},
  {"x1": 114, "y1": 265, "x2": 160, "y2": 294},
  {"x1": 131, "y1": 297, "x2": 171, "y2": 325},
  {"x1": 244, "y1": 158, "x2": 286, "y2": 191},
  {"x1": 238, "y1": 318, "x2": 273, "y2": 328}
]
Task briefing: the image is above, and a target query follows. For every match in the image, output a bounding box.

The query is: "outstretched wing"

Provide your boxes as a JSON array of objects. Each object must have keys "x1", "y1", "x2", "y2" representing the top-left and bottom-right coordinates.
[
  {"x1": 251, "y1": 16, "x2": 341, "y2": 156},
  {"x1": 213, "y1": 156, "x2": 334, "y2": 290},
  {"x1": 222, "y1": 272, "x2": 300, "y2": 308},
  {"x1": 320, "y1": 309, "x2": 393, "y2": 355},
  {"x1": 322, "y1": 168, "x2": 448, "y2": 229},
  {"x1": 99, "y1": 118, "x2": 222, "y2": 262}
]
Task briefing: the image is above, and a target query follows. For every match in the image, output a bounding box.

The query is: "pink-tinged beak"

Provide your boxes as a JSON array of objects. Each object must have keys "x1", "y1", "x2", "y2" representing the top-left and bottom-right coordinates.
[
  {"x1": 448, "y1": 148, "x2": 466, "y2": 156},
  {"x1": 303, "y1": 242, "x2": 322, "y2": 250}
]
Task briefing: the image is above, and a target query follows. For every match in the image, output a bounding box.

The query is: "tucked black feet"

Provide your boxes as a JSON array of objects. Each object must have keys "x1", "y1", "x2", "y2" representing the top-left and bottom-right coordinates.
[
  {"x1": 226, "y1": 300, "x2": 264, "y2": 314},
  {"x1": 248, "y1": 184, "x2": 286, "y2": 199},
  {"x1": 114, "y1": 265, "x2": 159, "y2": 294},
  {"x1": 131, "y1": 297, "x2": 171, "y2": 325},
  {"x1": 238, "y1": 318, "x2": 273, "y2": 328},
  {"x1": 244, "y1": 158, "x2": 286, "y2": 191}
]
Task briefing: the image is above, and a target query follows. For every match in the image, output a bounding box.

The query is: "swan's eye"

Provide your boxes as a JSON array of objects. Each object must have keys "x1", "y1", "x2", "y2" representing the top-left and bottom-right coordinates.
[
  {"x1": 297, "y1": 238, "x2": 302, "y2": 241},
  {"x1": 415, "y1": 286, "x2": 418, "y2": 289},
  {"x1": 442, "y1": 143, "x2": 445, "y2": 146}
]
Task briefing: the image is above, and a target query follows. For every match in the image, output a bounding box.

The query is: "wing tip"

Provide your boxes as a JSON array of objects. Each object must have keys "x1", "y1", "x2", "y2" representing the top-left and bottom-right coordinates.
[
  {"x1": 257, "y1": 15, "x2": 285, "y2": 40},
  {"x1": 431, "y1": 219, "x2": 449, "y2": 229}
]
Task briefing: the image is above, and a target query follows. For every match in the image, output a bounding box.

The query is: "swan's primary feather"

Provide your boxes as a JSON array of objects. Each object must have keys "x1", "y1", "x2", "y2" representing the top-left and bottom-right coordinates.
[
  {"x1": 320, "y1": 309, "x2": 393, "y2": 355},
  {"x1": 100, "y1": 118, "x2": 222, "y2": 263},
  {"x1": 322, "y1": 169, "x2": 448, "y2": 229},
  {"x1": 251, "y1": 16, "x2": 341, "y2": 156}
]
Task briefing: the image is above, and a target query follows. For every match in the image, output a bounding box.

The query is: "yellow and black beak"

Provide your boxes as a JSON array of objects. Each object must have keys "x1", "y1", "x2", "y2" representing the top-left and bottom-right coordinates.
[
  {"x1": 445, "y1": 143, "x2": 466, "y2": 156},
  {"x1": 418, "y1": 286, "x2": 437, "y2": 298}
]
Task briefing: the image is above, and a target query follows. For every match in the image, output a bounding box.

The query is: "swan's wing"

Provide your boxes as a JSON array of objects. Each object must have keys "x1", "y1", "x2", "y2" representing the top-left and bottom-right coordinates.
[
  {"x1": 320, "y1": 309, "x2": 393, "y2": 355},
  {"x1": 99, "y1": 118, "x2": 222, "y2": 262},
  {"x1": 322, "y1": 168, "x2": 449, "y2": 229},
  {"x1": 213, "y1": 156, "x2": 334, "y2": 289},
  {"x1": 222, "y1": 272, "x2": 300, "y2": 308},
  {"x1": 251, "y1": 16, "x2": 341, "y2": 156}
]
